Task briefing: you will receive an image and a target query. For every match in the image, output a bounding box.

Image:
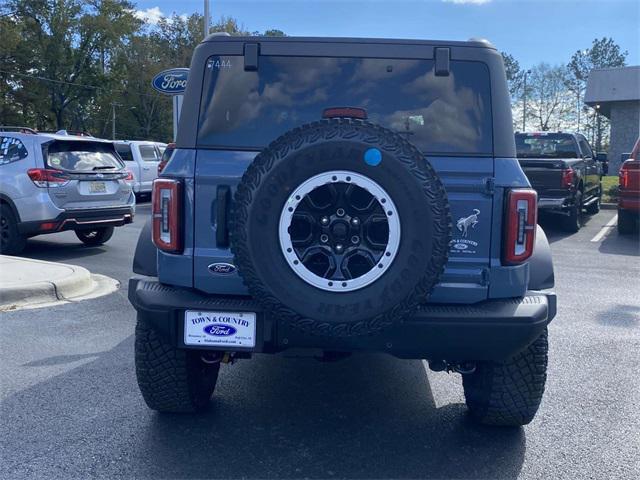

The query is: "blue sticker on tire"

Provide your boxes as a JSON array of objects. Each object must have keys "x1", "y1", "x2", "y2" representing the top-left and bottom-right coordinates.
[{"x1": 364, "y1": 148, "x2": 382, "y2": 166}]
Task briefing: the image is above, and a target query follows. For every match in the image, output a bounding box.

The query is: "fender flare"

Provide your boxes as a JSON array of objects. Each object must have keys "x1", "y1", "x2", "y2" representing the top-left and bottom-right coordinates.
[
  {"x1": 528, "y1": 225, "x2": 554, "y2": 290},
  {"x1": 132, "y1": 218, "x2": 157, "y2": 277}
]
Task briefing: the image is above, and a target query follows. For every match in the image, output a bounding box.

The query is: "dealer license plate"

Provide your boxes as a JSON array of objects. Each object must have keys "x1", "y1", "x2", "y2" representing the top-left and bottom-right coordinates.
[
  {"x1": 89, "y1": 181, "x2": 107, "y2": 193},
  {"x1": 184, "y1": 310, "x2": 256, "y2": 348}
]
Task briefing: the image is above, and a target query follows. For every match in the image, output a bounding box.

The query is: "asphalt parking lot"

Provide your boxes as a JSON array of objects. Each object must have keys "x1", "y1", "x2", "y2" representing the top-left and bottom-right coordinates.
[{"x1": 1, "y1": 203, "x2": 638, "y2": 479}]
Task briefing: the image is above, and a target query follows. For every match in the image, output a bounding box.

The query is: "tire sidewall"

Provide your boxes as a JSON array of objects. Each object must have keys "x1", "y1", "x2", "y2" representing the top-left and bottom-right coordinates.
[
  {"x1": 0, "y1": 205, "x2": 26, "y2": 254},
  {"x1": 233, "y1": 121, "x2": 450, "y2": 330}
]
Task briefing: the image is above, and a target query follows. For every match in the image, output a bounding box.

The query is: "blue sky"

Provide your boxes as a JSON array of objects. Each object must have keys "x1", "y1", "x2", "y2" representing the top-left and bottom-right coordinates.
[{"x1": 133, "y1": 0, "x2": 640, "y2": 68}]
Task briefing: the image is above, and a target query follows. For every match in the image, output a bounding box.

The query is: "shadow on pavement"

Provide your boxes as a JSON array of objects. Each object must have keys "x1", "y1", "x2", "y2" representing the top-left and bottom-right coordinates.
[
  {"x1": 540, "y1": 212, "x2": 596, "y2": 244},
  {"x1": 1, "y1": 338, "x2": 526, "y2": 479},
  {"x1": 598, "y1": 230, "x2": 640, "y2": 256},
  {"x1": 22, "y1": 352, "x2": 103, "y2": 367},
  {"x1": 19, "y1": 238, "x2": 108, "y2": 262},
  {"x1": 596, "y1": 304, "x2": 640, "y2": 328}
]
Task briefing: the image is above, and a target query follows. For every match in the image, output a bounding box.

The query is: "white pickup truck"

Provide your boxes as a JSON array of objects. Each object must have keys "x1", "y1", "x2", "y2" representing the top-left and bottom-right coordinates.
[{"x1": 114, "y1": 141, "x2": 166, "y2": 198}]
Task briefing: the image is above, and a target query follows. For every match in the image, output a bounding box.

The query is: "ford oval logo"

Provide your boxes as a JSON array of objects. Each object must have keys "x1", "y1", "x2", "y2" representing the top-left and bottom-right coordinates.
[
  {"x1": 453, "y1": 243, "x2": 468, "y2": 250},
  {"x1": 204, "y1": 324, "x2": 237, "y2": 337},
  {"x1": 151, "y1": 68, "x2": 189, "y2": 95},
  {"x1": 208, "y1": 263, "x2": 237, "y2": 275}
]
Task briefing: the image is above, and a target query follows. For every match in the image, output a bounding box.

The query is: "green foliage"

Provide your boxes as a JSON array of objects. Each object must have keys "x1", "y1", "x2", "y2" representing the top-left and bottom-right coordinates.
[
  {"x1": 0, "y1": 7, "x2": 628, "y2": 146},
  {"x1": 0, "y1": 2, "x2": 285, "y2": 140},
  {"x1": 601, "y1": 176, "x2": 619, "y2": 204},
  {"x1": 568, "y1": 37, "x2": 628, "y2": 83},
  {"x1": 501, "y1": 51, "x2": 523, "y2": 97}
]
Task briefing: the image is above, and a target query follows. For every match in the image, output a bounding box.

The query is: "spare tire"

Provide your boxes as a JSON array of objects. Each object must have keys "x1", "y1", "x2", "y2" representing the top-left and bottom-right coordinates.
[{"x1": 231, "y1": 119, "x2": 451, "y2": 337}]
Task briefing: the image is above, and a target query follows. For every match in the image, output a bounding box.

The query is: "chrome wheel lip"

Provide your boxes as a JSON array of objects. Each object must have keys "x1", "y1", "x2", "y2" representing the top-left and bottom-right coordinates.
[{"x1": 278, "y1": 170, "x2": 401, "y2": 292}]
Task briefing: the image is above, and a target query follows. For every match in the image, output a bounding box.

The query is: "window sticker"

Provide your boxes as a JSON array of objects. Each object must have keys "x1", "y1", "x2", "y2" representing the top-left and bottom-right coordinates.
[{"x1": 0, "y1": 137, "x2": 28, "y2": 165}]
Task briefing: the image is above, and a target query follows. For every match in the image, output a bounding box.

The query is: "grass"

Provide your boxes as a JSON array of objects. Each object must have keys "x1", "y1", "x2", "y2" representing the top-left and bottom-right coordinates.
[{"x1": 602, "y1": 175, "x2": 619, "y2": 204}]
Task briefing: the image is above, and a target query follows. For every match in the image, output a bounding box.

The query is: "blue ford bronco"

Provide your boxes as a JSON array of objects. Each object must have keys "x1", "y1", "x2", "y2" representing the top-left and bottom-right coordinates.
[{"x1": 129, "y1": 35, "x2": 556, "y2": 426}]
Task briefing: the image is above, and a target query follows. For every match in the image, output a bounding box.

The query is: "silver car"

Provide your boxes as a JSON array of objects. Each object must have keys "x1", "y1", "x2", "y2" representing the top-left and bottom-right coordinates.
[{"x1": 0, "y1": 128, "x2": 135, "y2": 254}]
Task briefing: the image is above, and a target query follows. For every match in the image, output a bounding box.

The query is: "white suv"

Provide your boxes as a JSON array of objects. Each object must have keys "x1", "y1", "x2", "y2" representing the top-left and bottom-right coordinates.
[
  {"x1": 114, "y1": 141, "x2": 167, "y2": 198},
  {"x1": 0, "y1": 128, "x2": 135, "y2": 255}
]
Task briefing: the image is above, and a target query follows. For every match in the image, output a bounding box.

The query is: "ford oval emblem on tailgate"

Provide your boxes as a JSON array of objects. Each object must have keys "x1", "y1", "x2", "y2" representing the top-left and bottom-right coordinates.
[{"x1": 208, "y1": 263, "x2": 237, "y2": 275}]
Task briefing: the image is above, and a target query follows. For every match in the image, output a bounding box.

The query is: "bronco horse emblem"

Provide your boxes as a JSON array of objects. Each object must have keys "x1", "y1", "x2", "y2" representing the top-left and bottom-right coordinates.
[{"x1": 457, "y1": 209, "x2": 480, "y2": 237}]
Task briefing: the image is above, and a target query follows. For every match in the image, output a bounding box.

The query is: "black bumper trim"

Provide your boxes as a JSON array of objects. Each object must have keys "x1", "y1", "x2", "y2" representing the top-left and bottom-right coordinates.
[
  {"x1": 19, "y1": 206, "x2": 134, "y2": 235},
  {"x1": 128, "y1": 278, "x2": 556, "y2": 361}
]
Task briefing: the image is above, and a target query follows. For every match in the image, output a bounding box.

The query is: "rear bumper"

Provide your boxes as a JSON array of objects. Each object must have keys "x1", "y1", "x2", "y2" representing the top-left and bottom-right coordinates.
[
  {"x1": 128, "y1": 278, "x2": 557, "y2": 362},
  {"x1": 537, "y1": 196, "x2": 572, "y2": 210},
  {"x1": 19, "y1": 206, "x2": 134, "y2": 235},
  {"x1": 619, "y1": 194, "x2": 640, "y2": 213}
]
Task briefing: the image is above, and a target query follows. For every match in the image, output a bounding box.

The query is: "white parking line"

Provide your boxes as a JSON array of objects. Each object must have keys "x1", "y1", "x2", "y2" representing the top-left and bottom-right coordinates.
[{"x1": 591, "y1": 214, "x2": 618, "y2": 242}]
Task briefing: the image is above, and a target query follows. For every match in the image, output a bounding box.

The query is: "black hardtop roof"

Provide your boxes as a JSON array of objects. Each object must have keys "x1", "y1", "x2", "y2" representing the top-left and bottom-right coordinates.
[{"x1": 202, "y1": 34, "x2": 495, "y2": 50}]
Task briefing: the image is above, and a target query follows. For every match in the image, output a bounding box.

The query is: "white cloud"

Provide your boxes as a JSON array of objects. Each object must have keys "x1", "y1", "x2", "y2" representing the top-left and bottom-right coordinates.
[
  {"x1": 133, "y1": 7, "x2": 164, "y2": 25},
  {"x1": 442, "y1": 0, "x2": 492, "y2": 4},
  {"x1": 131, "y1": 8, "x2": 189, "y2": 25}
]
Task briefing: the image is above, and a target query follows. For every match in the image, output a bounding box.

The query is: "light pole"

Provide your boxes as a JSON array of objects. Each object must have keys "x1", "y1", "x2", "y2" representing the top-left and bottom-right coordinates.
[
  {"x1": 522, "y1": 69, "x2": 531, "y2": 132},
  {"x1": 576, "y1": 79, "x2": 581, "y2": 132},
  {"x1": 111, "y1": 102, "x2": 121, "y2": 140},
  {"x1": 204, "y1": 0, "x2": 210, "y2": 38},
  {"x1": 595, "y1": 104, "x2": 601, "y2": 151}
]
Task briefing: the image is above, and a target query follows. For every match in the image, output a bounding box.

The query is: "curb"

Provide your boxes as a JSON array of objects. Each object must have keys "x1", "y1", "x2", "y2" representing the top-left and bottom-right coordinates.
[{"x1": 0, "y1": 256, "x2": 97, "y2": 310}]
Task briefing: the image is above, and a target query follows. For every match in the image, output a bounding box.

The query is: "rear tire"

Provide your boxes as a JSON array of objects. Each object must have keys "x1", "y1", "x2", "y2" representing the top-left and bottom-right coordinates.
[
  {"x1": 618, "y1": 209, "x2": 638, "y2": 235},
  {"x1": 0, "y1": 205, "x2": 27, "y2": 255},
  {"x1": 135, "y1": 316, "x2": 220, "y2": 413},
  {"x1": 463, "y1": 329, "x2": 548, "y2": 426},
  {"x1": 562, "y1": 192, "x2": 582, "y2": 233},
  {"x1": 75, "y1": 226, "x2": 114, "y2": 246}
]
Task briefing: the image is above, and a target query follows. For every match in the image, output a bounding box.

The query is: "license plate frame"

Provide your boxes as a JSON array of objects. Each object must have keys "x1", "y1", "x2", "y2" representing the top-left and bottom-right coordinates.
[
  {"x1": 184, "y1": 310, "x2": 256, "y2": 348},
  {"x1": 89, "y1": 181, "x2": 107, "y2": 194}
]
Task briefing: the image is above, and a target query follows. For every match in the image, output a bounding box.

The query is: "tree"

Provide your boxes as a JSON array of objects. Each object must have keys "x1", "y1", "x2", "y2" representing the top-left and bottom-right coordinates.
[
  {"x1": 525, "y1": 63, "x2": 574, "y2": 132},
  {"x1": 0, "y1": 3, "x2": 285, "y2": 139},
  {"x1": 263, "y1": 29, "x2": 286, "y2": 37},
  {"x1": 568, "y1": 37, "x2": 628, "y2": 84},
  {"x1": 567, "y1": 37, "x2": 628, "y2": 144},
  {"x1": 5, "y1": 0, "x2": 140, "y2": 129},
  {"x1": 502, "y1": 51, "x2": 523, "y2": 97}
]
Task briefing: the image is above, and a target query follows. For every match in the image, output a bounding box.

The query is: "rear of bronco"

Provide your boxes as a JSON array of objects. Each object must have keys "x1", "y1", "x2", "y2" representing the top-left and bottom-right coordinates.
[{"x1": 129, "y1": 36, "x2": 556, "y2": 425}]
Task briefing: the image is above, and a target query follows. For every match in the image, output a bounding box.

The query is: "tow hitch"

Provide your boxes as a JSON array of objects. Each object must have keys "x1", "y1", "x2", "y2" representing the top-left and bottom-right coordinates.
[{"x1": 428, "y1": 360, "x2": 477, "y2": 375}]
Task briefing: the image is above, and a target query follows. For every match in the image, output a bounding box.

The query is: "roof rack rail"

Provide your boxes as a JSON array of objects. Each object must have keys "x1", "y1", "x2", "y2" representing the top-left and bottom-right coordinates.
[
  {"x1": 0, "y1": 126, "x2": 37, "y2": 134},
  {"x1": 54, "y1": 129, "x2": 94, "y2": 137}
]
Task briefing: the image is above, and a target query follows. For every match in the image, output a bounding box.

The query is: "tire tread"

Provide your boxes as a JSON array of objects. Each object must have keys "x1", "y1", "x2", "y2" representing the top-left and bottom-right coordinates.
[
  {"x1": 231, "y1": 118, "x2": 451, "y2": 337},
  {"x1": 462, "y1": 329, "x2": 548, "y2": 426}
]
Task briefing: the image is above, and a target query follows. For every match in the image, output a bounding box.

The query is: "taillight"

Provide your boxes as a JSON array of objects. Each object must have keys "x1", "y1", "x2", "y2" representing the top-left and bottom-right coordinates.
[
  {"x1": 620, "y1": 165, "x2": 629, "y2": 189},
  {"x1": 27, "y1": 168, "x2": 69, "y2": 188},
  {"x1": 561, "y1": 168, "x2": 574, "y2": 189},
  {"x1": 125, "y1": 170, "x2": 134, "y2": 182},
  {"x1": 152, "y1": 179, "x2": 182, "y2": 252},
  {"x1": 503, "y1": 189, "x2": 537, "y2": 265}
]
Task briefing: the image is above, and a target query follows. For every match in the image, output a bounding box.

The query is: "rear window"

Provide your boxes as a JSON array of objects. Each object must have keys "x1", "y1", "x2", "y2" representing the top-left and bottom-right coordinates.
[
  {"x1": 516, "y1": 133, "x2": 579, "y2": 159},
  {"x1": 161, "y1": 144, "x2": 176, "y2": 163},
  {"x1": 198, "y1": 56, "x2": 493, "y2": 155},
  {"x1": 115, "y1": 143, "x2": 134, "y2": 161},
  {"x1": 139, "y1": 145, "x2": 160, "y2": 162},
  {"x1": 46, "y1": 141, "x2": 124, "y2": 172}
]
